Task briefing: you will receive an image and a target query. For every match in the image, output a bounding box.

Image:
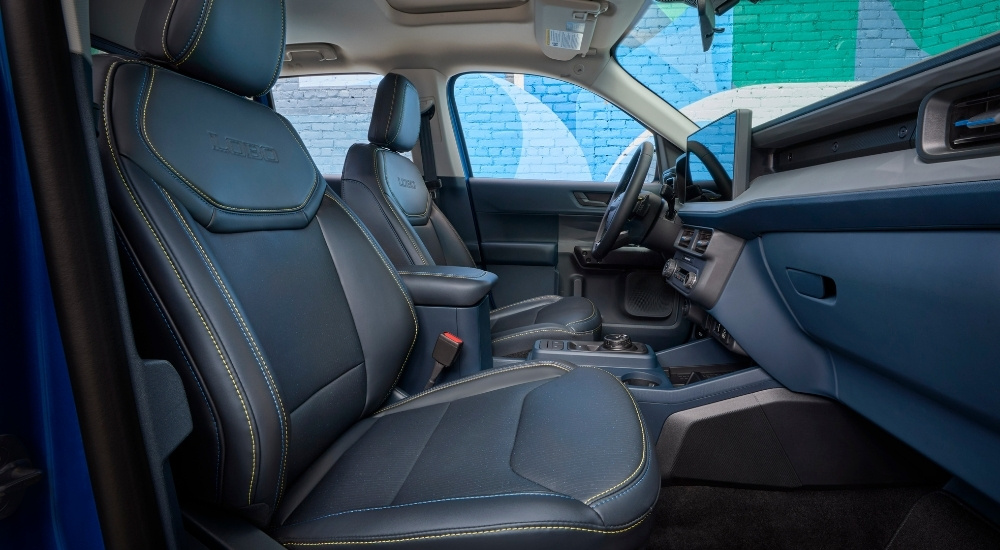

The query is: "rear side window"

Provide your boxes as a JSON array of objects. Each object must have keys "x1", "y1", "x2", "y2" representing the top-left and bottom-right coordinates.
[
  {"x1": 273, "y1": 74, "x2": 409, "y2": 175},
  {"x1": 452, "y1": 73, "x2": 653, "y2": 182}
]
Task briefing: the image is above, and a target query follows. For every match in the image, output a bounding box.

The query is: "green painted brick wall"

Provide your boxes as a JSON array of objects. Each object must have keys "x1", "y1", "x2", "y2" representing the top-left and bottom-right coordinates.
[{"x1": 732, "y1": 0, "x2": 860, "y2": 87}]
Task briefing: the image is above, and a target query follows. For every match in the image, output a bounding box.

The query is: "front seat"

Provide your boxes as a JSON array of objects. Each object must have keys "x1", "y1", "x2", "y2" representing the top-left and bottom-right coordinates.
[
  {"x1": 338, "y1": 73, "x2": 602, "y2": 357},
  {"x1": 96, "y1": 0, "x2": 658, "y2": 547}
]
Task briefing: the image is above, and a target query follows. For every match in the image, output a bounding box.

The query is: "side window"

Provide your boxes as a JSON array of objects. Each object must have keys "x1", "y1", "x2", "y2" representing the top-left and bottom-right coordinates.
[
  {"x1": 272, "y1": 74, "x2": 410, "y2": 175},
  {"x1": 452, "y1": 73, "x2": 654, "y2": 182}
]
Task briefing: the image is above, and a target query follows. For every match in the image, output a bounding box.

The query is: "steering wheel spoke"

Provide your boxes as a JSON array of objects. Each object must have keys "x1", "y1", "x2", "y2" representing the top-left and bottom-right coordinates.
[{"x1": 592, "y1": 141, "x2": 654, "y2": 261}]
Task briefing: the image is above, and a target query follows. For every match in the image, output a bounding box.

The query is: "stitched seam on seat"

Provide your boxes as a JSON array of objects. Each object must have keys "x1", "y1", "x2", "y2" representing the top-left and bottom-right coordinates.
[
  {"x1": 161, "y1": 0, "x2": 207, "y2": 62},
  {"x1": 375, "y1": 362, "x2": 572, "y2": 414},
  {"x1": 381, "y1": 75, "x2": 399, "y2": 144},
  {"x1": 139, "y1": 69, "x2": 320, "y2": 214},
  {"x1": 378, "y1": 150, "x2": 431, "y2": 220},
  {"x1": 341, "y1": 178, "x2": 412, "y2": 263},
  {"x1": 388, "y1": 80, "x2": 410, "y2": 145},
  {"x1": 323, "y1": 191, "x2": 418, "y2": 405},
  {"x1": 582, "y1": 368, "x2": 647, "y2": 505},
  {"x1": 280, "y1": 510, "x2": 652, "y2": 546},
  {"x1": 490, "y1": 295, "x2": 560, "y2": 313},
  {"x1": 160, "y1": 0, "x2": 181, "y2": 61},
  {"x1": 373, "y1": 149, "x2": 427, "y2": 265},
  {"x1": 491, "y1": 326, "x2": 600, "y2": 344},
  {"x1": 161, "y1": 191, "x2": 289, "y2": 506},
  {"x1": 255, "y1": 0, "x2": 286, "y2": 97},
  {"x1": 104, "y1": 60, "x2": 258, "y2": 506},
  {"x1": 176, "y1": 0, "x2": 214, "y2": 65},
  {"x1": 119, "y1": 231, "x2": 222, "y2": 496},
  {"x1": 563, "y1": 301, "x2": 597, "y2": 330},
  {"x1": 590, "y1": 452, "x2": 650, "y2": 509},
  {"x1": 432, "y1": 205, "x2": 477, "y2": 266},
  {"x1": 284, "y1": 493, "x2": 575, "y2": 527},
  {"x1": 396, "y1": 271, "x2": 486, "y2": 279}
]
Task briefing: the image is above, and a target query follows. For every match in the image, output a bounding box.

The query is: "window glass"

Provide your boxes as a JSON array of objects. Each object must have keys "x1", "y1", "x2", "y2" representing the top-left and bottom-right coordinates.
[
  {"x1": 616, "y1": 2, "x2": 1000, "y2": 126},
  {"x1": 452, "y1": 73, "x2": 654, "y2": 182},
  {"x1": 272, "y1": 74, "x2": 409, "y2": 175}
]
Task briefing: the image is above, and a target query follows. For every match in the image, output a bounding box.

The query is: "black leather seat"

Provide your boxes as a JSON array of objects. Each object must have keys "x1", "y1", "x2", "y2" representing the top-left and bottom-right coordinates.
[
  {"x1": 338, "y1": 74, "x2": 602, "y2": 357},
  {"x1": 96, "y1": 0, "x2": 658, "y2": 547}
]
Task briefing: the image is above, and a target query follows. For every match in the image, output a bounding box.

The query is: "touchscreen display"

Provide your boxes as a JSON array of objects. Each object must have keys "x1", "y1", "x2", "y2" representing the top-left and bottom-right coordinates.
[
  {"x1": 688, "y1": 113, "x2": 738, "y2": 184},
  {"x1": 684, "y1": 109, "x2": 751, "y2": 200}
]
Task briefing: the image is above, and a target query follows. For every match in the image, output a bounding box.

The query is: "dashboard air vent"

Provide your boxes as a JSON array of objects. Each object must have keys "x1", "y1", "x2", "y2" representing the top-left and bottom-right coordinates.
[
  {"x1": 918, "y1": 69, "x2": 1000, "y2": 162},
  {"x1": 693, "y1": 230, "x2": 712, "y2": 254},
  {"x1": 678, "y1": 228, "x2": 696, "y2": 249},
  {"x1": 950, "y1": 87, "x2": 1000, "y2": 149}
]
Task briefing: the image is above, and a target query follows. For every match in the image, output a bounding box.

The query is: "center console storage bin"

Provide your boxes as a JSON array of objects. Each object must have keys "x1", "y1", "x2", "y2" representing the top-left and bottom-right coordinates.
[{"x1": 397, "y1": 266, "x2": 497, "y2": 393}]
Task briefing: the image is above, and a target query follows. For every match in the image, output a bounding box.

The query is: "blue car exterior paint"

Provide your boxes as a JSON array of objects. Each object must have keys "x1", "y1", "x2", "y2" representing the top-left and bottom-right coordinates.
[{"x1": 0, "y1": 12, "x2": 105, "y2": 550}]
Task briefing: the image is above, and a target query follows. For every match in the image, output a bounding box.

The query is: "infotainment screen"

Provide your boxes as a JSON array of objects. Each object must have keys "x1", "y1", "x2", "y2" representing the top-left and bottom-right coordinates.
[{"x1": 684, "y1": 109, "x2": 752, "y2": 201}]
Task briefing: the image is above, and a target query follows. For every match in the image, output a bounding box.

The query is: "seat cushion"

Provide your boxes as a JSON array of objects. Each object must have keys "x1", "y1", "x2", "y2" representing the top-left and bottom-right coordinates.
[
  {"x1": 271, "y1": 362, "x2": 658, "y2": 549},
  {"x1": 490, "y1": 296, "x2": 602, "y2": 357}
]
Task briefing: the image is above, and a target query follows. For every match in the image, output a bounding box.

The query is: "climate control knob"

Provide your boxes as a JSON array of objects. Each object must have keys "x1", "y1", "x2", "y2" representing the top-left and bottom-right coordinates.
[
  {"x1": 684, "y1": 272, "x2": 698, "y2": 289},
  {"x1": 662, "y1": 259, "x2": 679, "y2": 279}
]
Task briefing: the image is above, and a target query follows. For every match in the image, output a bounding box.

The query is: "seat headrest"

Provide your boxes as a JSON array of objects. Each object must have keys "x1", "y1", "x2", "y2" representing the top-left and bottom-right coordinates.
[
  {"x1": 134, "y1": 0, "x2": 286, "y2": 98},
  {"x1": 369, "y1": 73, "x2": 420, "y2": 153}
]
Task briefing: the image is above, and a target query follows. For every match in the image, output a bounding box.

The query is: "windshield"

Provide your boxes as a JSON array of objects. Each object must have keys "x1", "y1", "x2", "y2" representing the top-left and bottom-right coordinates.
[{"x1": 616, "y1": 1, "x2": 1000, "y2": 126}]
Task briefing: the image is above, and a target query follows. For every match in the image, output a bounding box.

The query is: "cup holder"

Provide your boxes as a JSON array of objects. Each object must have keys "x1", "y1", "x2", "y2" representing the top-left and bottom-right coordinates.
[{"x1": 621, "y1": 372, "x2": 661, "y2": 388}]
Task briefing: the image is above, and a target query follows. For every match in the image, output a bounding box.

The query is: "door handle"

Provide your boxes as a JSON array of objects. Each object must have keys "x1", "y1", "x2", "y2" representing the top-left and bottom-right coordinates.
[{"x1": 573, "y1": 191, "x2": 609, "y2": 208}]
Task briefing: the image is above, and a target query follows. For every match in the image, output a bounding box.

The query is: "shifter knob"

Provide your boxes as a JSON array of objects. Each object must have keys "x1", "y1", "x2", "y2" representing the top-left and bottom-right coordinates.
[{"x1": 603, "y1": 334, "x2": 633, "y2": 351}]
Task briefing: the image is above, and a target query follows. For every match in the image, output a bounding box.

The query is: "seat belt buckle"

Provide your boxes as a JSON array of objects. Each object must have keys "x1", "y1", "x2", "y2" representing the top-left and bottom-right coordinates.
[{"x1": 425, "y1": 332, "x2": 462, "y2": 390}]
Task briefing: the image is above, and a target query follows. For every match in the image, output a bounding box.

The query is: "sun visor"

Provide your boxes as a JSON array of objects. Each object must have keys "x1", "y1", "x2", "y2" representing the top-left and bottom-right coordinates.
[
  {"x1": 386, "y1": 0, "x2": 528, "y2": 14},
  {"x1": 535, "y1": 0, "x2": 607, "y2": 61}
]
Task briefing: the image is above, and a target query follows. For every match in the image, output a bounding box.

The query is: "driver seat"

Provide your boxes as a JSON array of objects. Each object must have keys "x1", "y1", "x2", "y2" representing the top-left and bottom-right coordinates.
[{"x1": 340, "y1": 73, "x2": 602, "y2": 357}]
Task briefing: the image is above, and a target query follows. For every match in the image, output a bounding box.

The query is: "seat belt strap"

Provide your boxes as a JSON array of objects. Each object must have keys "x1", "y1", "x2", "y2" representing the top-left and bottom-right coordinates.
[
  {"x1": 419, "y1": 105, "x2": 442, "y2": 199},
  {"x1": 425, "y1": 332, "x2": 463, "y2": 390}
]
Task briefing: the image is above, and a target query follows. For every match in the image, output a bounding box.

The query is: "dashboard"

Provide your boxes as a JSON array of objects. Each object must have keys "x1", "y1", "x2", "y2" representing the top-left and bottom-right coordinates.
[{"x1": 647, "y1": 57, "x2": 1000, "y2": 506}]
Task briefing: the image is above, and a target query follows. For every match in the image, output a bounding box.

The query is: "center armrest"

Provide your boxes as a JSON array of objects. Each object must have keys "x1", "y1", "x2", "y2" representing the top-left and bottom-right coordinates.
[{"x1": 397, "y1": 266, "x2": 498, "y2": 307}]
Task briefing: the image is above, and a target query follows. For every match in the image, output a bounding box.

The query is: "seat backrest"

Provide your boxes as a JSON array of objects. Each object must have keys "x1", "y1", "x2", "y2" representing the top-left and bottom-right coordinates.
[
  {"x1": 97, "y1": 0, "x2": 416, "y2": 526},
  {"x1": 339, "y1": 74, "x2": 477, "y2": 268}
]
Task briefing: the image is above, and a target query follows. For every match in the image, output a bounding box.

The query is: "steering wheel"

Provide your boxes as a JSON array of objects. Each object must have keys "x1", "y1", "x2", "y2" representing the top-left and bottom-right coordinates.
[{"x1": 591, "y1": 141, "x2": 654, "y2": 261}]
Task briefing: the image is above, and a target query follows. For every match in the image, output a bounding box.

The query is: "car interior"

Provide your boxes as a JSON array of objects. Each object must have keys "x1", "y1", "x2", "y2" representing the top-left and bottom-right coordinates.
[{"x1": 2, "y1": 0, "x2": 1000, "y2": 548}]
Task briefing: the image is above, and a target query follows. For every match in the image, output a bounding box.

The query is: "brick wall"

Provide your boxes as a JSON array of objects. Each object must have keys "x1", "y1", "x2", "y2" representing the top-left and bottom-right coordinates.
[{"x1": 273, "y1": 2, "x2": 1000, "y2": 179}]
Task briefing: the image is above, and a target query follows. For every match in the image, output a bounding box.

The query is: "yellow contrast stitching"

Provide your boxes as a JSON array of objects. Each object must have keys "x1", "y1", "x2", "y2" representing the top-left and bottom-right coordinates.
[
  {"x1": 102, "y1": 61, "x2": 257, "y2": 506},
  {"x1": 322, "y1": 192, "x2": 417, "y2": 403},
  {"x1": 564, "y1": 301, "x2": 597, "y2": 329},
  {"x1": 255, "y1": 0, "x2": 286, "y2": 97},
  {"x1": 433, "y1": 204, "x2": 476, "y2": 265},
  {"x1": 162, "y1": 193, "x2": 290, "y2": 503},
  {"x1": 582, "y1": 368, "x2": 647, "y2": 505},
  {"x1": 282, "y1": 510, "x2": 651, "y2": 546},
  {"x1": 176, "y1": 0, "x2": 214, "y2": 65},
  {"x1": 140, "y1": 69, "x2": 319, "y2": 214},
  {"x1": 490, "y1": 295, "x2": 560, "y2": 313},
  {"x1": 375, "y1": 362, "x2": 571, "y2": 415},
  {"x1": 388, "y1": 80, "x2": 409, "y2": 145},
  {"x1": 383, "y1": 75, "x2": 399, "y2": 143},
  {"x1": 396, "y1": 270, "x2": 486, "y2": 280},
  {"x1": 161, "y1": 0, "x2": 180, "y2": 61},
  {"x1": 491, "y1": 326, "x2": 599, "y2": 344},
  {"x1": 372, "y1": 149, "x2": 427, "y2": 265}
]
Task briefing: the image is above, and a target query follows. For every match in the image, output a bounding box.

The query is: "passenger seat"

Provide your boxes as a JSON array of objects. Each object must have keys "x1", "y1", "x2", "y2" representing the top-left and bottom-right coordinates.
[{"x1": 339, "y1": 73, "x2": 602, "y2": 357}]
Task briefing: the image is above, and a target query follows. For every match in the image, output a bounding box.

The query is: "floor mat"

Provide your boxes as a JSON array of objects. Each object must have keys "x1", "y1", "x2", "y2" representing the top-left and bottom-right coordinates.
[
  {"x1": 885, "y1": 491, "x2": 1000, "y2": 550},
  {"x1": 646, "y1": 485, "x2": 934, "y2": 550}
]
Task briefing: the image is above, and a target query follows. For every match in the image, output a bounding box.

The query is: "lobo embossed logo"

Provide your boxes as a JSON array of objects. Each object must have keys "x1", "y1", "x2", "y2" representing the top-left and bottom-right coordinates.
[
  {"x1": 209, "y1": 132, "x2": 279, "y2": 163},
  {"x1": 396, "y1": 176, "x2": 418, "y2": 189}
]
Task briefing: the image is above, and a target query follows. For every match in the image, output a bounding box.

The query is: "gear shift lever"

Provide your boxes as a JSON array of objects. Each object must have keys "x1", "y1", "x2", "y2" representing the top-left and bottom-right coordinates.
[{"x1": 603, "y1": 334, "x2": 633, "y2": 351}]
